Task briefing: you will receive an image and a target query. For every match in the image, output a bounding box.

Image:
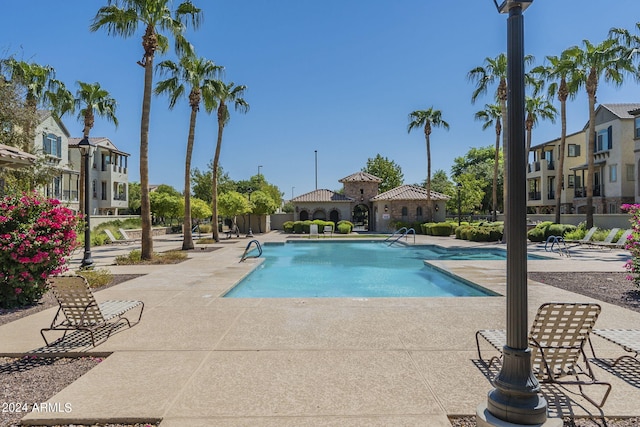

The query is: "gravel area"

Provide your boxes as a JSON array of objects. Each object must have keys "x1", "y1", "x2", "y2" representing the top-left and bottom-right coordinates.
[{"x1": 1, "y1": 272, "x2": 639, "y2": 426}]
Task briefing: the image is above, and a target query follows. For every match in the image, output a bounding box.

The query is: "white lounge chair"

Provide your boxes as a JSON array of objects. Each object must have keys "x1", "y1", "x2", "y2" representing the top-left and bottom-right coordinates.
[
  {"x1": 565, "y1": 226, "x2": 597, "y2": 246},
  {"x1": 309, "y1": 224, "x2": 319, "y2": 239},
  {"x1": 104, "y1": 229, "x2": 134, "y2": 244},
  {"x1": 592, "y1": 329, "x2": 640, "y2": 367},
  {"x1": 591, "y1": 229, "x2": 632, "y2": 249},
  {"x1": 119, "y1": 228, "x2": 141, "y2": 242}
]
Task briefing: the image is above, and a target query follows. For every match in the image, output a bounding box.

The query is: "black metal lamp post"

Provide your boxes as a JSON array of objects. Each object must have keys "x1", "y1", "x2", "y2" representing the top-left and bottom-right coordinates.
[
  {"x1": 457, "y1": 182, "x2": 462, "y2": 226},
  {"x1": 247, "y1": 189, "x2": 254, "y2": 237},
  {"x1": 77, "y1": 137, "x2": 94, "y2": 269},
  {"x1": 478, "y1": 1, "x2": 552, "y2": 426}
]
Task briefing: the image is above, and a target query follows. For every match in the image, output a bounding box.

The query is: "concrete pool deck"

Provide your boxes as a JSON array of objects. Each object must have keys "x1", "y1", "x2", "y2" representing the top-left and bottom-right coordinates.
[{"x1": 1, "y1": 231, "x2": 639, "y2": 426}]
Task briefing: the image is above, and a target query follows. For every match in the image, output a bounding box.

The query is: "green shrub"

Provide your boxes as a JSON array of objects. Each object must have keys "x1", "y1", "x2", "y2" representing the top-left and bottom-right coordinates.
[
  {"x1": 77, "y1": 268, "x2": 113, "y2": 288},
  {"x1": 293, "y1": 221, "x2": 304, "y2": 234},
  {"x1": 337, "y1": 223, "x2": 351, "y2": 234},
  {"x1": 91, "y1": 233, "x2": 109, "y2": 246},
  {"x1": 527, "y1": 227, "x2": 546, "y2": 242},
  {"x1": 283, "y1": 221, "x2": 294, "y2": 233},
  {"x1": 428, "y1": 222, "x2": 453, "y2": 236},
  {"x1": 468, "y1": 228, "x2": 491, "y2": 241},
  {"x1": 198, "y1": 224, "x2": 212, "y2": 234}
]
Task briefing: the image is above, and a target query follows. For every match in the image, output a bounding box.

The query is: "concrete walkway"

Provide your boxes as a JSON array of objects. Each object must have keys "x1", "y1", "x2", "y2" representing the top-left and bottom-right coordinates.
[{"x1": 1, "y1": 232, "x2": 639, "y2": 426}]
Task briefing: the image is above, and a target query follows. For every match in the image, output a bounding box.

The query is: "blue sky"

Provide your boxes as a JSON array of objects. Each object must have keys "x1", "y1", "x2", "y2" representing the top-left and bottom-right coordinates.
[{"x1": 2, "y1": 1, "x2": 640, "y2": 199}]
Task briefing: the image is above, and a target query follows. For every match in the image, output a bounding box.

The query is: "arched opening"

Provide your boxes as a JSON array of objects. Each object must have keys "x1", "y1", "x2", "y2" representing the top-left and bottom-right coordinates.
[
  {"x1": 299, "y1": 210, "x2": 309, "y2": 221},
  {"x1": 312, "y1": 209, "x2": 326, "y2": 220},
  {"x1": 329, "y1": 209, "x2": 340, "y2": 223},
  {"x1": 352, "y1": 204, "x2": 370, "y2": 231}
]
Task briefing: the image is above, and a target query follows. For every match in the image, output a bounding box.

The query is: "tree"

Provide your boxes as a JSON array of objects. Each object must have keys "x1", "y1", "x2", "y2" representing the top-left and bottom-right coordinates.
[
  {"x1": 468, "y1": 53, "x2": 534, "y2": 215},
  {"x1": 525, "y1": 96, "x2": 557, "y2": 155},
  {"x1": 609, "y1": 22, "x2": 640, "y2": 74},
  {"x1": 250, "y1": 190, "x2": 278, "y2": 233},
  {"x1": 218, "y1": 191, "x2": 251, "y2": 233},
  {"x1": 407, "y1": 107, "x2": 449, "y2": 220},
  {"x1": 3, "y1": 59, "x2": 58, "y2": 151},
  {"x1": 155, "y1": 53, "x2": 222, "y2": 250},
  {"x1": 91, "y1": 0, "x2": 203, "y2": 260},
  {"x1": 429, "y1": 169, "x2": 455, "y2": 212},
  {"x1": 184, "y1": 197, "x2": 212, "y2": 225},
  {"x1": 361, "y1": 154, "x2": 403, "y2": 193},
  {"x1": 191, "y1": 162, "x2": 235, "y2": 204},
  {"x1": 454, "y1": 173, "x2": 485, "y2": 217},
  {"x1": 532, "y1": 50, "x2": 580, "y2": 223},
  {"x1": 66, "y1": 81, "x2": 119, "y2": 215},
  {"x1": 451, "y1": 146, "x2": 503, "y2": 214},
  {"x1": 474, "y1": 103, "x2": 502, "y2": 221},
  {"x1": 150, "y1": 191, "x2": 182, "y2": 225},
  {"x1": 127, "y1": 182, "x2": 141, "y2": 214},
  {"x1": 211, "y1": 81, "x2": 249, "y2": 242},
  {"x1": 565, "y1": 38, "x2": 634, "y2": 228}
]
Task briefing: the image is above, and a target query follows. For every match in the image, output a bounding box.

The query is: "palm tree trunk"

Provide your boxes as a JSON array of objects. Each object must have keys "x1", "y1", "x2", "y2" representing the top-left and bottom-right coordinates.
[
  {"x1": 493, "y1": 121, "x2": 501, "y2": 221},
  {"x1": 211, "y1": 106, "x2": 225, "y2": 242},
  {"x1": 139, "y1": 33, "x2": 155, "y2": 260},
  {"x1": 585, "y1": 69, "x2": 597, "y2": 229},
  {"x1": 426, "y1": 135, "x2": 432, "y2": 218},
  {"x1": 554, "y1": 98, "x2": 567, "y2": 224},
  {"x1": 182, "y1": 108, "x2": 197, "y2": 250}
]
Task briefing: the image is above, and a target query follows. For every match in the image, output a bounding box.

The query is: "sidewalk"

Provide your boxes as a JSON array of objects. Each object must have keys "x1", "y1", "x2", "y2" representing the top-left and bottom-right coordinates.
[{"x1": 1, "y1": 232, "x2": 639, "y2": 426}]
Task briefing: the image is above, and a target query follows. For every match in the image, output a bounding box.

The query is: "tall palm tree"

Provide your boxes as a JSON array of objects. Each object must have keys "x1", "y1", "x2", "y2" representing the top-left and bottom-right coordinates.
[
  {"x1": 155, "y1": 54, "x2": 222, "y2": 250},
  {"x1": 468, "y1": 53, "x2": 534, "y2": 217},
  {"x1": 211, "y1": 82, "x2": 249, "y2": 242},
  {"x1": 532, "y1": 51, "x2": 580, "y2": 223},
  {"x1": 407, "y1": 107, "x2": 449, "y2": 219},
  {"x1": 3, "y1": 59, "x2": 58, "y2": 151},
  {"x1": 474, "y1": 103, "x2": 502, "y2": 221},
  {"x1": 70, "y1": 82, "x2": 119, "y2": 216},
  {"x1": 565, "y1": 38, "x2": 634, "y2": 228},
  {"x1": 610, "y1": 22, "x2": 640, "y2": 73},
  {"x1": 91, "y1": 0, "x2": 202, "y2": 260},
  {"x1": 524, "y1": 96, "x2": 557, "y2": 155}
]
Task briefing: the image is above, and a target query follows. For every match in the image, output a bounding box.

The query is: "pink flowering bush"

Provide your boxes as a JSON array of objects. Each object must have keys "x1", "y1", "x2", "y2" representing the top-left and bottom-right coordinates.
[
  {"x1": 0, "y1": 192, "x2": 80, "y2": 308},
  {"x1": 620, "y1": 204, "x2": 640, "y2": 288}
]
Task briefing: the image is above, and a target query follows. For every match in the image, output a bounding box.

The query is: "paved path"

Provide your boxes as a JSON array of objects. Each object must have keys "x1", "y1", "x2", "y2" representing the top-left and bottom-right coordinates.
[{"x1": 1, "y1": 232, "x2": 639, "y2": 426}]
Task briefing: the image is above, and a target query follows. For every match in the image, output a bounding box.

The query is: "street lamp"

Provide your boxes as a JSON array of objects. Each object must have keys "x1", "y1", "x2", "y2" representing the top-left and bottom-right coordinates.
[
  {"x1": 457, "y1": 182, "x2": 462, "y2": 226},
  {"x1": 258, "y1": 165, "x2": 263, "y2": 177},
  {"x1": 77, "y1": 137, "x2": 94, "y2": 269},
  {"x1": 247, "y1": 188, "x2": 254, "y2": 238},
  {"x1": 478, "y1": 1, "x2": 553, "y2": 426}
]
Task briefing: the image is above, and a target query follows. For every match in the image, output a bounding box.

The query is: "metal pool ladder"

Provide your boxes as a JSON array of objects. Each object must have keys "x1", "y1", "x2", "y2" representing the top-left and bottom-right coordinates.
[
  {"x1": 240, "y1": 239, "x2": 262, "y2": 262},
  {"x1": 384, "y1": 227, "x2": 416, "y2": 246}
]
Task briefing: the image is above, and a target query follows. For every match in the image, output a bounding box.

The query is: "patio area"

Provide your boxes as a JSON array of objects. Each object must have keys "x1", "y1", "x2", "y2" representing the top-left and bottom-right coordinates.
[{"x1": 1, "y1": 232, "x2": 639, "y2": 426}]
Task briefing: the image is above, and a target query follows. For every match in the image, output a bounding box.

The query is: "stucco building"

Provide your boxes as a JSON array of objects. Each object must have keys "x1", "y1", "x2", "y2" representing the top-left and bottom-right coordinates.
[{"x1": 291, "y1": 171, "x2": 449, "y2": 232}]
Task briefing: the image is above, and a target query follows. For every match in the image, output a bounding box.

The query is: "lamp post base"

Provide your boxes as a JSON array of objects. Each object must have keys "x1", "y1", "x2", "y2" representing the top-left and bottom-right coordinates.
[
  {"x1": 476, "y1": 403, "x2": 562, "y2": 427},
  {"x1": 81, "y1": 251, "x2": 94, "y2": 269}
]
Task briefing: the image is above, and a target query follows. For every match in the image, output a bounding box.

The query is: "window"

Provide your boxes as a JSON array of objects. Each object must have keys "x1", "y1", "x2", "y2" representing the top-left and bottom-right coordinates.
[
  {"x1": 401, "y1": 207, "x2": 408, "y2": 217},
  {"x1": 596, "y1": 126, "x2": 612, "y2": 152},
  {"x1": 101, "y1": 181, "x2": 107, "y2": 200},
  {"x1": 568, "y1": 175, "x2": 575, "y2": 188},
  {"x1": 416, "y1": 206, "x2": 423, "y2": 217},
  {"x1": 568, "y1": 144, "x2": 581, "y2": 157},
  {"x1": 635, "y1": 117, "x2": 640, "y2": 138},
  {"x1": 92, "y1": 180, "x2": 97, "y2": 198},
  {"x1": 627, "y1": 164, "x2": 635, "y2": 181},
  {"x1": 42, "y1": 133, "x2": 61, "y2": 158},
  {"x1": 609, "y1": 164, "x2": 617, "y2": 183}
]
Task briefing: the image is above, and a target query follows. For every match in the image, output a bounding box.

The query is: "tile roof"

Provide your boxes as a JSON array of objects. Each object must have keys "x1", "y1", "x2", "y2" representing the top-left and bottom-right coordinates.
[
  {"x1": 0, "y1": 143, "x2": 37, "y2": 168},
  {"x1": 69, "y1": 137, "x2": 129, "y2": 156},
  {"x1": 292, "y1": 189, "x2": 354, "y2": 203},
  {"x1": 371, "y1": 185, "x2": 449, "y2": 201},
  {"x1": 600, "y1": 103, "x2": 640, "y2": 119},
  {"x1": 339, "y1": 171, "x2": 383, "y2": 183}
]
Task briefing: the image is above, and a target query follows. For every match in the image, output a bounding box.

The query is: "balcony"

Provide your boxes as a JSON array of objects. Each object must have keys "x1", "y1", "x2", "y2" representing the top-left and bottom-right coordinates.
[
  {"x1": 528, "y1": 191, "x2": 541, "y2": 201},
  {"x1": 62, "y1": 190, "x2": 79, "y2": 202},
  {"x1": 574, "y1": 185, "x2": 603, "y2": 198},
  {"x1": 547, "y1": 190, "x2": 555, "y2": 200}
]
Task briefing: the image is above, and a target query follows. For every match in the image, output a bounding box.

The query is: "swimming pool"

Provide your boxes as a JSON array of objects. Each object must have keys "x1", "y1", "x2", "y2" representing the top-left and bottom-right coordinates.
[{"x1": 224, "y1": 241, "x2": 503, "y2": 298}]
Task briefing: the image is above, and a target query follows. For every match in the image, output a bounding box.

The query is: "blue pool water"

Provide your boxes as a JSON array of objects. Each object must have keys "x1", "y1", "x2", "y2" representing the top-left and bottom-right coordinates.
[{"x1": 224, "y1": 241, "x2": 506, "y2": 298}]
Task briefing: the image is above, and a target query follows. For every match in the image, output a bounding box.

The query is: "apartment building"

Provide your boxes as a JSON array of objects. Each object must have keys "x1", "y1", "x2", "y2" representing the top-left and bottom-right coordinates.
[
  {"x1": 32, "y1": 111, "x2": 129, "y2": 214},
  {"x1": 572, "y1": 104, "x2": 638, "y2": 214},
  {"x1": 527, "y1": 130, "x2": 585, "y2": 214},
  {"x1": 68, "y1": 136, "x2": 130, "y2": 215},
  {"x1": 630, "y1": 107, "x2": 640, "y2": 204}
]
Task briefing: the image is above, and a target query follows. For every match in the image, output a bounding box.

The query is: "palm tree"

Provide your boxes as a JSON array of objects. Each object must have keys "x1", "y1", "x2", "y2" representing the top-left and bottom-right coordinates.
[
  {"x1": 155, "y1": 54, "x2": 222, "y2": 250},
  {"x1": 211, "y1": 81, "x2": 249, "y2": 242},
  {"x1": 91, "y1": 0, "x2": 202, "y2": 260},
  {"x1": 69, "y1": 82, "x2": 119, "y2": 216},
  {"x1": 524, "y1": 96, "x2": 557, "y2": 156},
  {"x1": 610, "y1": 22, "x2": 640, "y2": 73},
  {"x1": 565, "y1": 38, "x2": 634, "y2": 228},
  {"x1": 407, "y1": 107, "x2": 449, "y2": 219},
  {"x1": 532, "y1": 51, "x2": 580, "y2": 223},
  {"x1": 474, "y1": 103, "x2": 502, "y2": 221},
  {"x1": 468, "y1": 53, "x2": 534, "y2": 216},
  {"x1": 3, "y1": 59, "x2": 58, "y2": 151}
]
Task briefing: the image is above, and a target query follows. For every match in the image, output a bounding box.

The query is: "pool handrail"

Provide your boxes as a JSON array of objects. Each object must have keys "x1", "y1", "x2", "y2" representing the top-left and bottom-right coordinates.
[
  {"x1": 387, "y1": 227, "x2": 416, "y2": 246},
  {"x1": 240, "y1": 239, "x2": 262, "y2": 262},
  {"x1": 384, "y1": 227, "x2": 407, "y2": 242}
]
